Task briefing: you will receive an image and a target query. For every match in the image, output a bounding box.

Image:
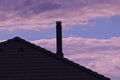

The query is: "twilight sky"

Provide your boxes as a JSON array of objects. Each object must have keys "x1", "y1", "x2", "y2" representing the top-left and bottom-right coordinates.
[{"x1": 0, "y1": 0, "x2": 120, "y2": 80}]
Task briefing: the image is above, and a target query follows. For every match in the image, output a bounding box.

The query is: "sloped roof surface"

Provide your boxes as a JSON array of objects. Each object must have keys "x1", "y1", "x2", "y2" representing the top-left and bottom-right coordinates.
[{"x1": 0, "y1": 37, "x2": 110, "y2": 80}]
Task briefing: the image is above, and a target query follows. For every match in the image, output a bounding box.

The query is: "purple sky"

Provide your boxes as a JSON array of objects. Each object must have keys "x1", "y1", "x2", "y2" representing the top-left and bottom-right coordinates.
[{"x1": 0, "y1": 0, "x2": 120, "y2": 80}]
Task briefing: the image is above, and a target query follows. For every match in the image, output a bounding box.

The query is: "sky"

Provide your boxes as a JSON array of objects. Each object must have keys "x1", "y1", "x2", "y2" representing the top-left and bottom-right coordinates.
[{"x1": 0, "y1": 0, "x2": 120, "y2": 80}]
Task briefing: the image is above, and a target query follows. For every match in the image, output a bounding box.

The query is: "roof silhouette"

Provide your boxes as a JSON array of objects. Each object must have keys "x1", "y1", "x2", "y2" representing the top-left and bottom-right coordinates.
[{"x1": 0, "y1": 37, "x2": 111, "y2": 80}]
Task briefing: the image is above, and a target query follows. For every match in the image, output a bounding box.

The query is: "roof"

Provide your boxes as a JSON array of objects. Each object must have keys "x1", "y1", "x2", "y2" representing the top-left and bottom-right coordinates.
[{"x1": 0, "y1": 37, "x2": 111, "y2": 80}]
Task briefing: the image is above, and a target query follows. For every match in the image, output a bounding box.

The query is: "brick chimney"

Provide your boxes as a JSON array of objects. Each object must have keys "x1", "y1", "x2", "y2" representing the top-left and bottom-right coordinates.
[{"x1": 56, "y1": 21, "x2": 63, "y2": 57}]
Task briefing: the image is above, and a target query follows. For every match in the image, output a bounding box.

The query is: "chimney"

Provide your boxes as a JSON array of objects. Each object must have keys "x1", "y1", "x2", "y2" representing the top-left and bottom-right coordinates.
[{"x1": 56, "y1": 21, "x2": 63, "y2": 57}]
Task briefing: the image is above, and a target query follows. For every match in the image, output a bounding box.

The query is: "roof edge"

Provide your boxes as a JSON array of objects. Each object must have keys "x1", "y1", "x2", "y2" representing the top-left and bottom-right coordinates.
[{"x1": 0, "y1": 36, "x2": 111, "y2": 80}]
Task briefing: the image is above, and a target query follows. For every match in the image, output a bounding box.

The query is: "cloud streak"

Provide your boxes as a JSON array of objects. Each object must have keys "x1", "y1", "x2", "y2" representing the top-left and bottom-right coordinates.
[
  {"x1": 0, "y1": 0, "x2": 120, "y2": 30},
  {"x1": 32, "y1": 37, "x2": 120, "y2": 80}
]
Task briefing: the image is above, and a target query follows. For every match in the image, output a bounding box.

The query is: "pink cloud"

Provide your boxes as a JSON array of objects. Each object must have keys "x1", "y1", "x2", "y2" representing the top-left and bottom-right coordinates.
[
  {"x1": 0, "y1": 0, "x2": 120, "y2": 30},
  {"x1": 31, "y1": 37, "x2": 120, "y2": 80}
]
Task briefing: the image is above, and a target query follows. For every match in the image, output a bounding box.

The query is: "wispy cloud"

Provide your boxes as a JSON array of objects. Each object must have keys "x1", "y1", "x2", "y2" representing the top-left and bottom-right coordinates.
[
  {"x1": 0, "y1": 0, "x2": 120, "y2": 30},
  {"x1": 32, "y1": 37, "x2": 120, "y2": 80}
]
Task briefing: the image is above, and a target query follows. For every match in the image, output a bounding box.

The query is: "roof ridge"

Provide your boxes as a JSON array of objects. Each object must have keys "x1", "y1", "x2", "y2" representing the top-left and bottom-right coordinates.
[
  {"x1": 13, "y1": 37, "x2": 110, "y2": 80},
  {"x1": 0, "y1": 37, "x2": 54, "y2": 54},
  {"x1": 11, "y1": 36, "x2": 55, "y2": 54},
  {"x1": 0, "y1": 37, "x2": 110, "y2": 80}
]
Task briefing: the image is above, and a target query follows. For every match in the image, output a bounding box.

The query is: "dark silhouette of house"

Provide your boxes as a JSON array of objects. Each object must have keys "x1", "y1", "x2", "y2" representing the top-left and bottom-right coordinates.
[{"x1": 0, "y1": 22, "x2": 111, "y2": 80}]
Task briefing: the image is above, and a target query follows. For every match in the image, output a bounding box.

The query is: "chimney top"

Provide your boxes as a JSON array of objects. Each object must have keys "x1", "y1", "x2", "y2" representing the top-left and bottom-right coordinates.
[{"x1": 56, "y1": 21, "x2": 62, "y2": 23}]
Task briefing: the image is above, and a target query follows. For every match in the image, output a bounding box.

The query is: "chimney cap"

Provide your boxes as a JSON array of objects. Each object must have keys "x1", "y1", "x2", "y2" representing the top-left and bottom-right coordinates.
[{"x1": 56, "y1": 21, "x2": 62, "y2": 24}]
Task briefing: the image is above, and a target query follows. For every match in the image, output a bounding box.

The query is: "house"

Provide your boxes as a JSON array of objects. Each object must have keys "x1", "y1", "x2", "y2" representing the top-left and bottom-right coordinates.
[{"x1": 0, "y1": 21, "x2": 111, "y2": 80}]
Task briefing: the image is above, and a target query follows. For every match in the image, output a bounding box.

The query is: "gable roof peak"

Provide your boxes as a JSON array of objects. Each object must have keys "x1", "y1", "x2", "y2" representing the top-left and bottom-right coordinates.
[
  {"x1": 13, "y1": 36, "x2": 22, "y2": 40},
  {"x1": 11, "y1": 36, "x2": 26, "y2": 42}
]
